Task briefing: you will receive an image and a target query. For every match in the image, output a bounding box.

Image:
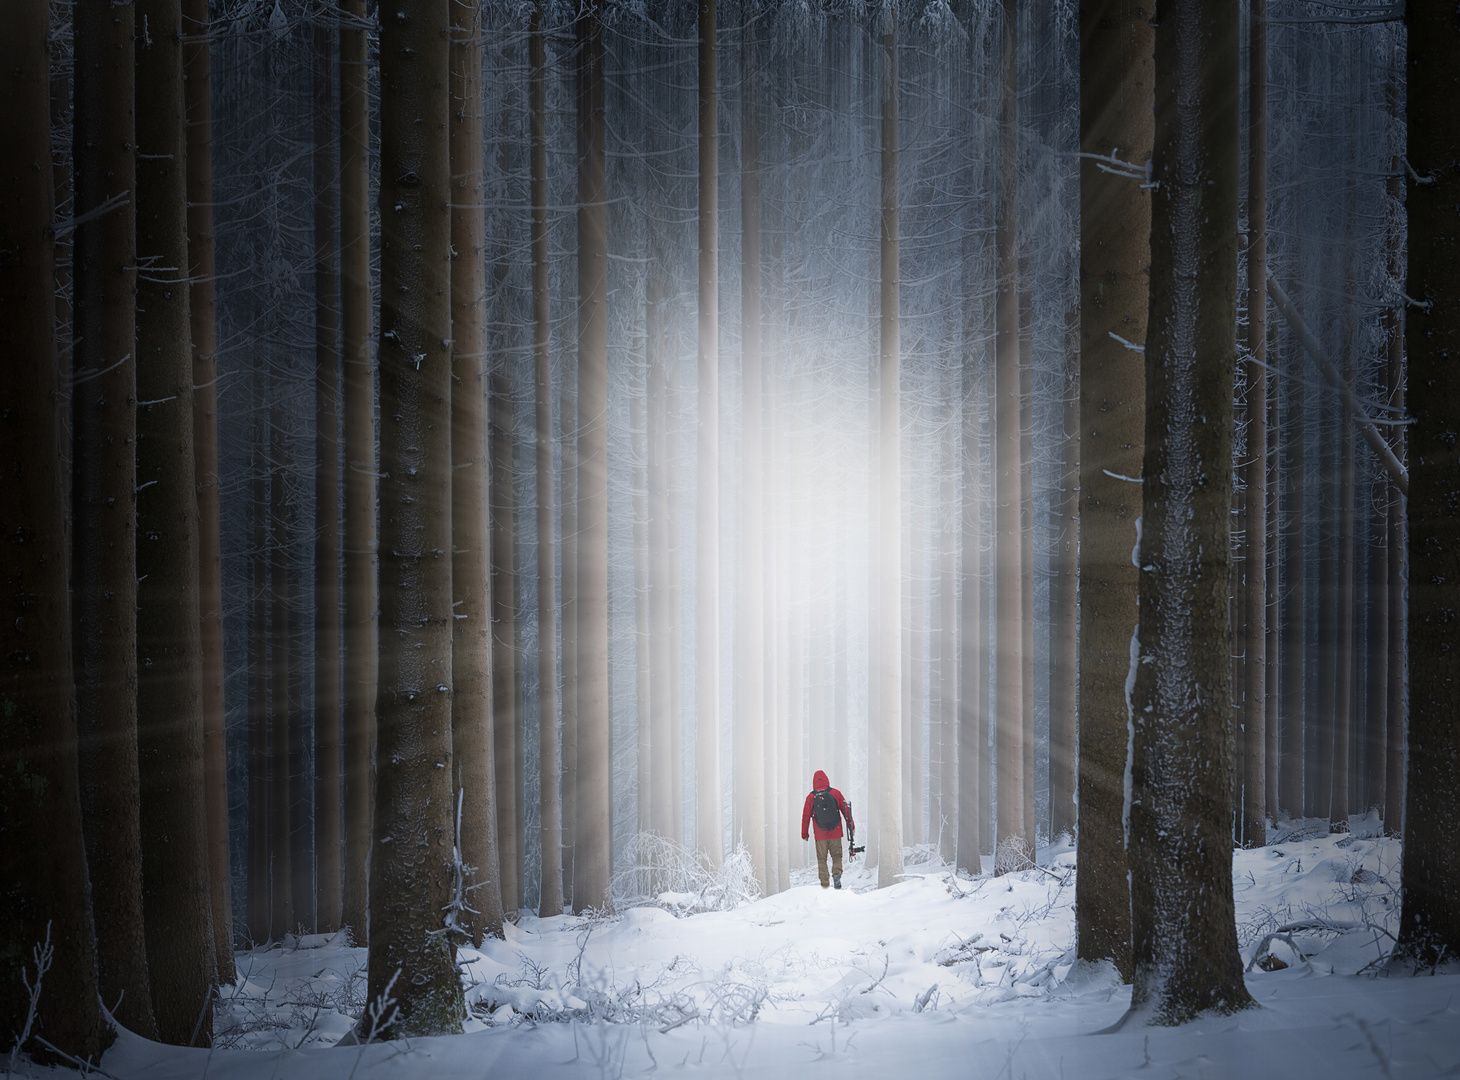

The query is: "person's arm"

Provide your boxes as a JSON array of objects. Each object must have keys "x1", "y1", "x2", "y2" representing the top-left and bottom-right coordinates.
[{"x1": 801, "y1": 792, "x2": 812, "y2": 840}]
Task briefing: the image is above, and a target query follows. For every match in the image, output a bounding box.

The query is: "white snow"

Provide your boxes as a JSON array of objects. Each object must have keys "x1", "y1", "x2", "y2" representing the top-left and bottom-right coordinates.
[{"x1": 39, "y1": 821, "x2": 1460, "y2": 1079}]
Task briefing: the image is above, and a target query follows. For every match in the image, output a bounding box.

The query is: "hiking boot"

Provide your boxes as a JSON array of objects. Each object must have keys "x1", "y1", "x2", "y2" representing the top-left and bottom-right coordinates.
[
  {"x1": 820, "y1": 880, "x2": 830, "y2": 889},
  {"x1": 833, "y1": 873, "x2": 842, "y2": 890}
]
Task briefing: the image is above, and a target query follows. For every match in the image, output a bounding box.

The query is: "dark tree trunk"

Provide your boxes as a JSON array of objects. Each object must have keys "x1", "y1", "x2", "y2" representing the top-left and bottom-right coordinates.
[
  {"x1": 268, "y1": 401, "x2": 294, "y2": 941},
  {"x1": 311, "y1": 19, "x2": 343, "y2": 937},
  {"x1": 363, "y1": 0, "x2": 465, "y2": 1035},
  {"x1": 71, "y1": 0, "x2": 157, "y2": 1038},
  {"x1": 490, "y1": 311, "x2": 521, "y2": 914},
  {"x1": 1127, "y1": 0, "x2": 1252, "y2": 1024},
  {"x1": 134, "y1": 0, "x2": 218, "y2": 1041},
  {"x1": 339, "y1": 0, "x2": 377, "y2": 947},
  {"x1": 1075, "y1": 0, "x2": 1150, "y2": 975},
  {"x1": 247, "y1": 401, "x2": 270, "y2": 943},
  {"x1": 1393, "y1": 0, "x2": 1460, "y2": 969},
  {"x1": 0, "y1": 6, "x2": 112, "y2": 1058}
]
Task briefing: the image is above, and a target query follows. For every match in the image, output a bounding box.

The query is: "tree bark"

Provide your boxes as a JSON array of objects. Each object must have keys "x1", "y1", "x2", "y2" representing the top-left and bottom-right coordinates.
[
  {"x1": 1127, "y1": 0, "x2": 1252, "y2": 1023},
  {"x1": 490, "y1": 321, "x2": 520, "y2": 914},
  {"x1": 875, "y1": 2, "x2": 904, "y2": 890},
  {"x1": 574, "y1": 0, "x2": 612, "y2": 911},
  {"x1": 181, "y1": 0, "x2": 236, "y2": 975},
  {"x1": 311, "y1": 18, "x2": 343, "y2": 937},
  {"x1": 1048, "y1": 324, "x2": 1078, "y2": 843},
  {"x1": 1240, "y1": 0, "x2": 1267, "y2": 849},
  {"x1": 135, "y1": 0, "x2": 218, "y2": 1041},
  {"x1": 0, "y1": 6, "x2": 113, "y2": 1056},
  {"x1": 529, "y1": 0, "x2": 564, "y2": 919},
  {"x1": 451, "y1": 0, "x2": 505, "y2": 942},
  {"x1": 1382, "y1": 146, "x2": 1405, "y2": 837},
  {"x1": 339, "y1": 0, "x2": 376, "y2": 948},
  {"x1": 735, "y1": 24, "x2": 767, "y2": 889},
  {"x1": 696, "y1": 0, "x2": 723, "y2": 866},
  {"x1": 1278, "y1": 337, "x2": 1305, "y2": 820},
  {"x1": 268, "y1": 400, "x2": 294, "y2": 941},
  {"x1": 71, "y1": 0, "x2": 157, "y2": 1037},
  {"x1": 247, "y1": 400, "x2": 270, "y2": 943},
  {"x1": 364, "y1": 0, "x2": 465, "y2": 1035},
  {"x1": 1393, "y1": 0, "x2": 1460, "y2": 969},
  {"x1": 993, "y1": 0, "x2": 1025, "y2": 872}
]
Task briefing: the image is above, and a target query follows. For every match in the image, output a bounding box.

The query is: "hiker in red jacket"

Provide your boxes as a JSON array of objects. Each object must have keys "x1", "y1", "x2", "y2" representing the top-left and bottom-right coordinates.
[{"x1": 801, "y1": 769, "x2": 854, "y2": 890}]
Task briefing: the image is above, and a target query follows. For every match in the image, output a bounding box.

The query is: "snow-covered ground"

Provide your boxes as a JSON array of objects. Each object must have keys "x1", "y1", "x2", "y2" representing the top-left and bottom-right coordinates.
[{"x1": 32, "y1": 814, "x2": 1460, "y2": 1078}]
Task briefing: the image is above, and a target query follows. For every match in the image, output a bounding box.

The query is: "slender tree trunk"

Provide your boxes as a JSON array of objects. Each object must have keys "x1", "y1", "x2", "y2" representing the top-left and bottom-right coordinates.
[
  {"x1": 1393, "y1": 0, "x2": 1460, "y2": 968},
  {"x1": 71, "y1": 0, "x2": 157, "y2": 1037},
  {"x1": 268, "y1": 402, "x2": 294, "y2": 941},
  {"x1": 1048, "y1": 330, "x2": 1078, "y2": 843},
  {"x1": 574, "y1": 0, "x2": 612, "y2": 910},
  {"x1": 490, "y1": 347, "x2": 521, "y2": 914},
  {"x1": 1127, "y1": 0, "x2": 1252, "y2": 1023},
  {"x1": 1019, "y1": 283, "x2": 1036, "y2": 848},
  {"x1": 530, "y1": 1, "x2": 564, "y2": 918},
  {"x1": 666, "y1": 359, "x2": 686, "y2": 847},
  {"x1": 875, "y1": 3, "x2": 904, "y2": 889},
  {"x1": 560, "y1": 354, "x2": 579, "y2": 907},
  {"x1": 1240, "y1": 0, "x2": 1268, "y2": 849},
  {"x1": 181, "y1": 0, "x2": 236, "y2": 976},
  {"x1": 248, "y1": 404, "x2": 270, "y2": 943},
  {"x1": 937, "y1": 422, "x2": 959, "y2": 863},
  {"x1": 363, "y1": 0, "x2": 465, "y2": 1034},
  {"x1": 1314, "y1": 433, "x2": 1337, "y2": 823},
  {"x1": 135, "y1": 0, "x2": 218, "y2": 1040},
  {"x1": 1382, "y1": 144, "x2": 1405, "y2": 837},
  {"x1": 695, "y1": 0, "x2": 723, "y2": 866},
  {"x1": 634, "y1": 333, "x2": 652, "y2": 840},
  {"x1": 1332, "y1": 340, "x2": 1356, "y2": 834},
  {"x1": 993, "y1": 0, "x2": 1025, "y2": 872},
  {"x1": 451, "y1": 0, "x2": 505, "y2": 942},
  {"x1": 648, "y1": 280, "x2": 674, "y2": 842},
  {"x1": 339, "y1": 0, "x2": 376, "y2": 947},
  {"x1": 311, "y1": 20, "x2": 343, "y2": 937},
  {"x1": 0, "y1": 7, "x2": 112, "y2": 1056},
  {"x1": 1279, "y1": 344, "x2": 1305, "y2": 820},
  {"x1": 1363, "y1": 480, "x2": 1387, "y2": 814},
  {"x1": 736, "y1": 27, "x2": 767, "y2": 889}
]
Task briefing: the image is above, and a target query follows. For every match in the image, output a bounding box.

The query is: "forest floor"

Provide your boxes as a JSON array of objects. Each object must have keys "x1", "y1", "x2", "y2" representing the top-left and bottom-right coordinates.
[{"x1": 24, "y1": 812, "x2": 1460, "y2": 1079}]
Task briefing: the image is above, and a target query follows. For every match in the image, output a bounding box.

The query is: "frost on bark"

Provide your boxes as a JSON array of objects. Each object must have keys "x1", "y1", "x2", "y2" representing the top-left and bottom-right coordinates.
[
  {"x1": 364, "y1": 0, "x2": 466, "y2": 1037},
  {"x1": 1126, "y1": 0, "x2": 1253, "y2": 1024},
  {"x1": 875, "y1": 2, "x2": 904, "y2": 890},
  {"x1": 339, "y1": 0, "x2": 377, "y2": 947},
  {"x1": 71, "y1": 0, "x2": 158, "y2": 1038},
  {"x1": 573, "y1": 0, "x2": 612, "y2": 912},
  {"x1": 134, "y1": 0, "x2": 218, "y2": 1042},
  {"x1": 0, "y1": 5, "x2": 112, "y2": 1059},
  {"x1": 1393, "y1": 0, "x2": 1460, "y2": 971},
  {"x1": 450, "y1": 0, "x2": 505, "y2": 942},
  {"x1": 1076, "y1": 0, "x2": 1150, "y2": 975}
]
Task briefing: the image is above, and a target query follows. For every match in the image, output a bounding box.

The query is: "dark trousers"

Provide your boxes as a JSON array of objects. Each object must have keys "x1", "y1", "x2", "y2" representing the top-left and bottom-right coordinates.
[{"x1": 815, "y1": 837, "x2": 844, "y2": 886}]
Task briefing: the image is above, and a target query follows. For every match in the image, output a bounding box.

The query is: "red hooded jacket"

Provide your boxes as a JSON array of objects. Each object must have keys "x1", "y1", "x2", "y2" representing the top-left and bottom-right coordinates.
[{"x1": 801, "y1": 770, "x2": 854, "y2": 841}]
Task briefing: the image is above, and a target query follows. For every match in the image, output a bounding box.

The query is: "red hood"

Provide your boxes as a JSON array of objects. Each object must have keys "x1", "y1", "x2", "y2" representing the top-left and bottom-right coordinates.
[{"x1": 813, "y1": 770, "x2": 829, "y2": 790}]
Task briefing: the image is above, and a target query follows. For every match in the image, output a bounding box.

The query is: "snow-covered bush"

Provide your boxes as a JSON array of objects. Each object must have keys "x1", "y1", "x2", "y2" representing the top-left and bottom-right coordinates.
[{"x1": 610, "y1": 834, "x2": 761, "y2": 915}]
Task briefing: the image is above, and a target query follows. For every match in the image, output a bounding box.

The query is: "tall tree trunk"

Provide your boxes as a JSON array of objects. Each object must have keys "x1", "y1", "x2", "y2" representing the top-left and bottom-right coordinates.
[
  {"x1": 1048, "y1": 328, "x2": 1078, "y2": 843},
  {"x1": 530, "y1": 0, "x2": 564, "y2": 919},
  {"x1": 1382, "y1": 141, "x2": 1405, "y2": 838},
  {"x1": 339, "y1": 0, "x2": 376, "y2": 948},
  {"x1": 1393, "y1": 0, "x2": 1460, "y2": 968},
  {"x1": 0, "y1": 6, "x2": 112, "y2": 1056},
  {"x1": 937, "y1": 422, "x2": 958, "y2": 863},
  {"x1": 134, "y1": 0, "x2": 218, "y2": 1041},
  {"x1": 1332, "y1": 339, "x2": 1356, "y2": 833},
  {"x1": 735, "y1": 25, "x2": 767, "y2": 889},
  {"x1": 1278, "y1": 342, "x2": 1305, "y2": 820},
  {"x1": 1019, "y1": 282, "x2": 1035, "y2": 848},
  {"x1": 1127, "y1": 0, "x2": 1252, "y2": 1023},
  {"x1": 696, "y1": 0, "x2": 723, "y2": 866},
  {"x1": 875, "y1": 2, "x2": 904, "y2": 890},
  {"x1": 993, "y1": 0, "x2": 1025, "y2": 872},
  {"x1": 182, "y1": 0, "x2": 236, "y2": 976},
  {"x1": 247, "y1": 404, "x2": 270, "y2": 943},
  {"x1": 634, "y1": 332, "x2": 652, "y2": 840},
  {"x1": 311, "y1": 19, "x2": 343, "y2": 937},
  {"x1": 1314, "y1": 432, "x2": 1337, "y2": 822},
  {"x1": 560, "y1": 351, "x2": 579, "y2": 907},
  {"x1": 363, "y1": 0, "x2": 465, "y2": 1035},
  {"x1": 71, "y1": 0, "x2": 157, "y2": 1037},
  {"x1": 1077, "y1": 0, "x2": 1150, "y2": 962},
  {"x1": 451, "y1": 0, "x2": 505, "y2": 942},
  {"x1": 1240, "y1": 0, "x2": 1267, "y2": 849},
  {"x1": 648, "y1": 280, "x2": 674, "y2": 842},
  {"x1": 268, "y1": 401, "x2": 294, "y2": 941},
  {"x1": 490, "y1": 346, "x2": 521, "y2": 913},
  {"x1": 665, "y1": 361, "x2": 685, "y2": 848},
  {"x1": 574, "y1": 0, "x2": 612, "y2": 911}
]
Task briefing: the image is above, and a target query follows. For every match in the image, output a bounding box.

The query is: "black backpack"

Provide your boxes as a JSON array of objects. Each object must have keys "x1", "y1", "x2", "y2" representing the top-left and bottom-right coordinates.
[{"x1": 812, "y1": 788, "x2": 841, "y2": 831}]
